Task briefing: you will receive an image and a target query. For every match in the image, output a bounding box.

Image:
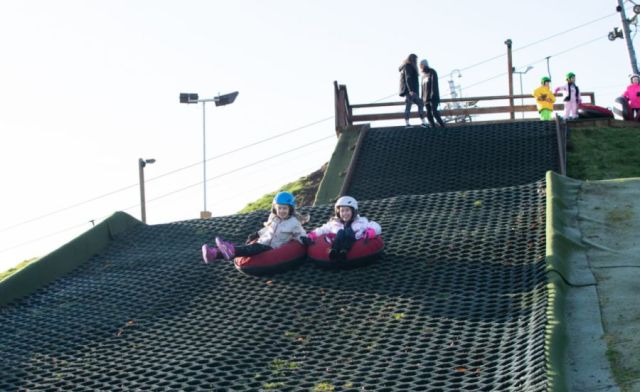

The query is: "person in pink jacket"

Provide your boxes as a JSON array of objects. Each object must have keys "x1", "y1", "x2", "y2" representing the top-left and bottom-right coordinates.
[
  {"x1": 622, "y1": 74, "x2": 640, "y2": 121},
  {"x1": 307, "y1": 196, "x2": 381, "y2": 261}
]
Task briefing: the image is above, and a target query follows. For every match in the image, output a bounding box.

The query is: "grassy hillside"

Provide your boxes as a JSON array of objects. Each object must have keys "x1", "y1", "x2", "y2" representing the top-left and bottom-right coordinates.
[
  {"x1": 0, "y1": 258, "x2": 37, "y2": 282},
  {"x1": 568, "y1": 125, "x2": 640, "y2": 180},
  {"x1": 238, "y1": 163, "x2": 327, "y2": 213}
]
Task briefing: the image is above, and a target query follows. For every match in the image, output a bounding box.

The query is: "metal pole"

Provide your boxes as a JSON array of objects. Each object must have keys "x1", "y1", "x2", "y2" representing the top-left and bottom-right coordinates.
[
  {"x1": 519, "y1": 73, "x2": 525, "y2": 119},
  {"x1": 138, "y1": 158, "x2": 147, "y2": 223},
  {"x1": 202, "y1": 101, "x2": 207, "y2": 213},
  {"x1": 618, "y1": 0, "x2": 640, "y2": 74},
  {"x1": 545, "y1": 56, "x2": 551, "y2": 78},
  {"x1": 505, "y1": 39, "x2": 515, "y2": 119}
]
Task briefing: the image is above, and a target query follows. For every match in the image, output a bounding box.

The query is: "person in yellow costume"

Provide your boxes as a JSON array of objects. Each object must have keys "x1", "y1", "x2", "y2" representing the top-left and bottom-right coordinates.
[{"x1": 532, "y1": 76, "x2": 556, "y2": 120}]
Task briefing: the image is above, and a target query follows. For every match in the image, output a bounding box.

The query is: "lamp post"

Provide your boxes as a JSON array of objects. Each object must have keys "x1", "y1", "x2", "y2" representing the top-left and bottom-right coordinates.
[
  {"x1": 505, "y1": 39, "x2": 514, "y2": 119},
  {"x1": 615, "y1": 0, "x2": 640, "y2": 74},
  {"x1": 447, "y1": 69, "x2": 463, "y2": 122},
  {"x1": 179, "y1": 91, "x2": 239, "y2": 219},
  {"x1": 138, "y1": 158, "x2": 156, "y2": 223},
  {"x1": 513, "y1": 65, "x2": 533, "y2": 119}
]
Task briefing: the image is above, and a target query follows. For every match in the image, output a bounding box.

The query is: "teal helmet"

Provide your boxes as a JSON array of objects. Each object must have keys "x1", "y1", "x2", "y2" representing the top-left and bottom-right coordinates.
[
  {"x1": 541, "y1": 76, "x2": 551, "y2": 84},
  {"x1": 273, "y1": 191, "x2": 295, "y2": 207},
  {"x1": 566, "y1": 72, "x2": 576, "y2": 80}
]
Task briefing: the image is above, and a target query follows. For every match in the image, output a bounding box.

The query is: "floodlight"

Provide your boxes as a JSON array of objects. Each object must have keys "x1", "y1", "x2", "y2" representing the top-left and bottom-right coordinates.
[
  {"x1": 214, "y1": 91, "x2": 239, "y2": 107},
  {"x1": 179, "y1": 93, "x2": 199, "y2": 104}
]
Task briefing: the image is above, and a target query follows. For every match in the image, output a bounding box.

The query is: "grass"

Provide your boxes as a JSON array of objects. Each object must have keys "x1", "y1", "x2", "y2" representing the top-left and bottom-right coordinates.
[
  {"x1": 567, "y1": 126, "x2": 640, "y2": 180},
  {"x1": 0, "y1": 258, "x2": 37, "y2": 282},
  {"x1": 237, "y1": 165, "x2": 325, "y2": 213},
  {"x1": 313, "y1": 382, "x2": 335, "y2": 392},
  {"x1": 262, "y1": 382, "x2": 285, "y2": 390},
  {"x1": 269, "y1": 359, "x2": 299, "y2": 376},
  {"x1": 606, "y1": 206, "x2": 634, "y2": 225},
  {"x1": 605, "y1": 335, "x2": 640, "y2": 391}
]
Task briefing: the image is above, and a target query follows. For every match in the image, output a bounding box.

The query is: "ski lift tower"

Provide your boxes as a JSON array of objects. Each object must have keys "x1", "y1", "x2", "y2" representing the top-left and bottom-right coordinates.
[{"x1": 447, "y1": 69, "x2": 468, "y2": 123}]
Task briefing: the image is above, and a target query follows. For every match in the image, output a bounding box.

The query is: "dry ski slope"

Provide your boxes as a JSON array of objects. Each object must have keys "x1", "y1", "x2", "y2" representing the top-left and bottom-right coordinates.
[{"x1": 0, "y1": 121, "x2": 561, "y2": 391}]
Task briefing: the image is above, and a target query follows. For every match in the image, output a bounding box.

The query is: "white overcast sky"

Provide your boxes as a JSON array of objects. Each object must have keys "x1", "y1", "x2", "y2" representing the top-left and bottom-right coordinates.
[{"x1": 0, "y1": 0, "x2": 636, "y2": 271}]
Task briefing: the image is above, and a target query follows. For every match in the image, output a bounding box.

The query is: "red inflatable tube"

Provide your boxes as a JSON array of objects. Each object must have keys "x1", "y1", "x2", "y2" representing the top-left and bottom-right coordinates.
[
  {"x1": 578, "y1": 104, "x2": 613, "y2": 119},
  {"x1": 234, "y1": 240, "x2": 307, "y2": 276},
  {"x1": 307, "y1": 234, "x2": 384, "y2": 269}
]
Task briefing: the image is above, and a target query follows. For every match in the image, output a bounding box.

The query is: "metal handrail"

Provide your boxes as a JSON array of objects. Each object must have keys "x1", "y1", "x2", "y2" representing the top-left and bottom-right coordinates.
[
  {"x1": 334, "y1": 81, "x2": 596, "y2": 131},
  {"x1": 554, "y1": 114, "x2": 567, "y2": 175},
  {"x1": 339, "y1": 124, "x2": 369, "y2": 197}
]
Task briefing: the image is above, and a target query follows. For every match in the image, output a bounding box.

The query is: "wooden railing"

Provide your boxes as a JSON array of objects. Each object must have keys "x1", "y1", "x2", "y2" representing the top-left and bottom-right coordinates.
[{"x1": 333, "y1": 81, "x2": 596, "y2": 134}]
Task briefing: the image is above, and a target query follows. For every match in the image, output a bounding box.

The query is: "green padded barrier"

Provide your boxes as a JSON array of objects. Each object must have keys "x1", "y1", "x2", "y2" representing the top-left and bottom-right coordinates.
[
  {"x1": 545, "y1": 270, "x2": 569, "y2": 392},
  {"x1": 0, "y1": 211, "x2": 142, "y2": 306},
  {"x1": 545, "y1": 171, "x2": 574, "y2": 392},
  {"x1": 314, "y1": 125, "x2": 362, "y2": 206},
  {"x1": 545, "y1": 171, "x2": 596, "y2": 286}
]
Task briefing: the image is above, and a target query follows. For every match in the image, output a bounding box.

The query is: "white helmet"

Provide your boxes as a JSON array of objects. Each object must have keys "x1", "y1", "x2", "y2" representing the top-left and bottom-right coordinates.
[{"x1": 335, "y1": 196, "x2": 358, "y2": 212}]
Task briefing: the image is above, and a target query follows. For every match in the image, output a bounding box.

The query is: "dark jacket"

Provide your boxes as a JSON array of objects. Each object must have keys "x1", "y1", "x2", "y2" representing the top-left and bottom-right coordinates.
[
  {"x1": 399, "y1": 63, "x2": 419, "y2": 97},
  {"x1": 421, "y1": 68, "x2": 441, "y2": 103}
]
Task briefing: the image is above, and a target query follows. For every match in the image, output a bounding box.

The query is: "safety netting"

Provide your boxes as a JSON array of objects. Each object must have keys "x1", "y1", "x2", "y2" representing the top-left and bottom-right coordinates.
[
  {"x1": 346, "y1": 122, "x2": 560, "y2": 200},
  {"x1": 0, "y1": 180, "x2": 548, "y2": 391}
]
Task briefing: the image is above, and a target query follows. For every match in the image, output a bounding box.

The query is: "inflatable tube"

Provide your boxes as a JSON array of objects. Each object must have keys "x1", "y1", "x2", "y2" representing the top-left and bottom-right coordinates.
[
  {"x1": 234, "y1": 240, "x2": 306, "y2": 276},
  {"x1": 578, "y1": 104, "x2": 613, "y2": 119},
  {"x1": 613, "y1": 96, "x2": 631, "y2": 120},
  {"x1": 308, "y1": 235, "x2": 384, "y2": 269}
]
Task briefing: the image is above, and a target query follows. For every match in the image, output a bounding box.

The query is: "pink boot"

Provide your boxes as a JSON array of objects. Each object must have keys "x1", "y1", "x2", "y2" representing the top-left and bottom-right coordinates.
[
  {"x1": 201, "y1": 244, "x2": 220, "y2": 264},
  {"x1": 215, "y1": 237, "x2": 236, "y2": 261}
]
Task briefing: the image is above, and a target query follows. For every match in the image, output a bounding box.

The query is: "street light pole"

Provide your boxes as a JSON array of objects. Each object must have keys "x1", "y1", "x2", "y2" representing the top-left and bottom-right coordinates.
[
  {"x1": 179, "y1": 91, "x2": 239, "y2": 219},
  {"x1": 202, "y1": 101, "x2": 208, "y2": 216},
  {"x1": 505, "y1": 39, "x2": 514, "y2": 120},
  {"x1": 617, "y1": 0, "x2": 640, "y2": 74},
  {"x1": 138, "y1": 158, "x2": 156, "y2": 223}
]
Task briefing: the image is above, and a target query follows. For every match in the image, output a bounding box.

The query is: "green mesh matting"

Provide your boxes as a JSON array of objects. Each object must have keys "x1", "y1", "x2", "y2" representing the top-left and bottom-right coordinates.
[
  {"x1": 0, "y1": 181, "x2": 548, "y2": 391},
  {"x1": 345, "y1": 122, "x2": 560, "y2": 199}
]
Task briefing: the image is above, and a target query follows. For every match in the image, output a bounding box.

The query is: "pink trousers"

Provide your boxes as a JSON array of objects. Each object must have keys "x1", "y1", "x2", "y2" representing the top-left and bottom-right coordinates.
[{"x1": 564, "y1": 100, "x2": 579, "y2": 119}]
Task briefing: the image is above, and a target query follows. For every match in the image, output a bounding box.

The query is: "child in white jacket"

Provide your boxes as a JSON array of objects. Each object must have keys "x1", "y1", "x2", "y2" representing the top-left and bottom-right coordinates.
[
  {"x1": 554, "y1": 72, "x2": 581, "y2": 120},
  {"x1": 202, "y1": 192, "x2": 310, "y2": 262},
  {"x1": 307, "y1": 196, "x2": 381, "y2": 261}
]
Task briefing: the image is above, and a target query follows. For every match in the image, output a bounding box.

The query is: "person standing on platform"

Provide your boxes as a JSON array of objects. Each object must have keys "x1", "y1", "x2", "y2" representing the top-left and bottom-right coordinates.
[{"x1": 399, "y1": 53, "x2": 428, "y2": 128}]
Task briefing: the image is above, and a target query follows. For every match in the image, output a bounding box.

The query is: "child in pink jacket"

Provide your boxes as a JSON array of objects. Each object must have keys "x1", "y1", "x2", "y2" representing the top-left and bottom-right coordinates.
[
  {"x1": 622, "y1": 74, "x2": 640, "y2": 121},
  {"x1": 307, "y1": 196, "x2": 381, "y2": 261}
]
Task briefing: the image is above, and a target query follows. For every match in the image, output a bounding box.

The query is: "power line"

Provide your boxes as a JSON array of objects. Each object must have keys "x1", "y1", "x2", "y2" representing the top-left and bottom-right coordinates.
[
  {"x1": 0, "y1": 116, "x2": 334, "y2": 234},
  {"x1": 444, "y1": 11, "x2": 617, "y2": 79},
  {"x1": 0, "y1": 220, "x2": 94, "y2": 255},
  {"x1": 453, "y1": 34, "x2": 608, "y2": 93},
  {"x1": 0, "y1": 135, "x2": 335, "y2": 256},
  {"x1": 0, "y1": 11, "x2": 624, "y2": 239},
  {"x1": 127, "y1": 135, "x2": 335, "y2": 208},
  {"x1": 515, "y1": 12, "x2": 616, "y2": 53},
  {"x1": 545, "y1": 35, "x2": 606, "y2": 59}
]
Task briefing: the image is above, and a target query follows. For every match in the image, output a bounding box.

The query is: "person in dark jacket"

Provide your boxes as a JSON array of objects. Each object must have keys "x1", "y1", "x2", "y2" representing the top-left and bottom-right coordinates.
[
  {"x1": 399, "y1": 54, "x2": 428, "y2": 128},
  {"x1": 420, "y1": 59, "x2": 445, "y2": 127}
]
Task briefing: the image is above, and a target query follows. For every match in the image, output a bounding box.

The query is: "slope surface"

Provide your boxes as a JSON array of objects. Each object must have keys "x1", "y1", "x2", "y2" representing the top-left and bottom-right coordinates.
[
  {"x1": 0, "y1": 183, "x2": 548, "y2": 391},
  {"x1": 346, "y1": 122, "x2": 560, "y2": 199}
]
